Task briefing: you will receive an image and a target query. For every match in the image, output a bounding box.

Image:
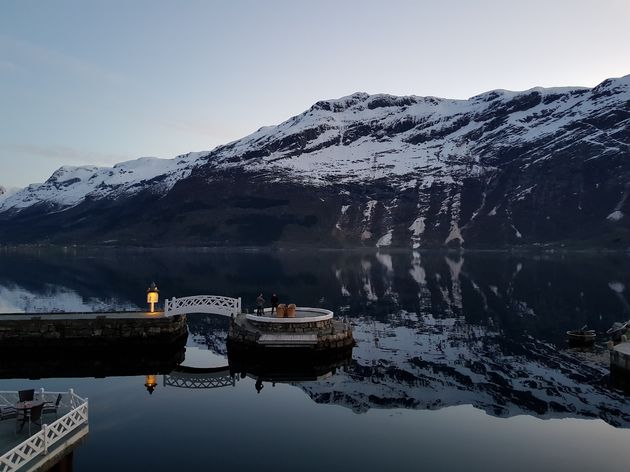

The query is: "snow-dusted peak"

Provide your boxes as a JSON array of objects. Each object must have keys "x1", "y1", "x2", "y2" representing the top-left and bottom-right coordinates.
[
  {"x1": 469, "y1": 85, "x2": 584, "y2": 103},
  {"x1": 311, "y1": 92, "x2": 370, "y2": 112},
  {"x1": 311, "y1": 91, "x2": 438, "y2": 114},
  {"x1": 592, "y1": 74, "x2": 630, "y2": 95},
  {"x1": 471, "y1": 74, "x2": 629, "y2": 104},
  {"x1": 113, "y1": 156, "x2": 159, "y2": 168},
  {"x1": 47, "y1": 165, "x2": 102, "y2": 184},
  {"x1": 204, "y1": 74, "x2": 630, "y2": 187},
  {"x1": 0, "y1": 154, "x2": 206, "y2": 213}
]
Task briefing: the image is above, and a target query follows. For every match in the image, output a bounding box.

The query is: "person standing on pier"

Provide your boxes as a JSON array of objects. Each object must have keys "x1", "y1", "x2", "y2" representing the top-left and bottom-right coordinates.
[
  {"x1": 256, "y1": 293, "x2": 265, "y2": 316},
  {"x1": 270, "y1": 293, "x2": 279, "y2": 315}
]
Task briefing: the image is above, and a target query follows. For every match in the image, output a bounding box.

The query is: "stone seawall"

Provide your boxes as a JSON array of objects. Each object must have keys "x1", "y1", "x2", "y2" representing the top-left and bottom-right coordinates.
[
  {"x1": 0, "y1": 314, "x2": 188, "y2": 348},
  {"x1": 229, "y1": 316, "x2": 353, "y2": 350},
  {"x1": 247, "y1": 318, "x2": 333, "y2": 332}
]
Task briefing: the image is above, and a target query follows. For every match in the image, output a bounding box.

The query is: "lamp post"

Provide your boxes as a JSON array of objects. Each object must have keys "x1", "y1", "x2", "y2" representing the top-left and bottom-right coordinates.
[
  {"x1": 144, "y1": 374, "x2": 158, "y2": 395},
  {"x1": 146, "y1": 282, "x2": 159, "y2": 313}
]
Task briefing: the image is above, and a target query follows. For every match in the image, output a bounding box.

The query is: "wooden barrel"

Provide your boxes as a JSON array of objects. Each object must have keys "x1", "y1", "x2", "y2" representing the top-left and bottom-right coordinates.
[
  {"x1": 286, "y1": 304, "x2": 296, "y2": 318},
  {"x1": 276, "y1": 304, "x2": 286, "y2": 318}
]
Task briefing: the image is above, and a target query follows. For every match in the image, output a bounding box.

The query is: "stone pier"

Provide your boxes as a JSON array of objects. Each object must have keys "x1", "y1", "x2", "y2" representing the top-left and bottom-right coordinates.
[{"x1": 0, "y1": 311, "x2": 188, "y2": 348}]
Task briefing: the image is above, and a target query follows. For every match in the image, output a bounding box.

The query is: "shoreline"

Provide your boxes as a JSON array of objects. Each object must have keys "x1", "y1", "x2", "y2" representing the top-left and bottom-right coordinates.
[{"x1": 1, "y1": 244, "x2": 629, "y2": 254}]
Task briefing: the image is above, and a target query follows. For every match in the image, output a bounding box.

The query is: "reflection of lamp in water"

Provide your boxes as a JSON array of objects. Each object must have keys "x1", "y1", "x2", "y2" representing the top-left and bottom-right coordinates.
[
  {"x1": 146, "y1": 282, "x2": 159, "y2": 313},
  {"x1": 145, "y1": 374, "x2": 158, "y2": 394}
]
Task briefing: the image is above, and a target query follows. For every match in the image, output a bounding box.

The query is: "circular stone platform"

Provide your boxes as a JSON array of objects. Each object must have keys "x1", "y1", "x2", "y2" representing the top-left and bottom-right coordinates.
[
  {"x1": 229, "y1": 307, "x2": 353, "y2": 349},
  {"x1": 245, "y1": 307, "x2": 333, "y2": 323}
]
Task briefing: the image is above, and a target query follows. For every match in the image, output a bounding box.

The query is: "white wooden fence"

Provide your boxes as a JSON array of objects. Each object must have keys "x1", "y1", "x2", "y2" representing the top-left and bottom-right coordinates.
[
  {"x1": 164, "y1": 295, "x2": 241, "y2": 318},
  {"x1": 0, "y1": 389, "x2": 88, "y2": 472}
]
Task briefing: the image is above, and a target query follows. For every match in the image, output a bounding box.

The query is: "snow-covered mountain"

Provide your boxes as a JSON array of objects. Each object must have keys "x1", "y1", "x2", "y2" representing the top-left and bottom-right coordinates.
[
  {"x1": 1, "y1": 75, "x2": 629, "y2": 247},
  {"x1": 0, "y1": 155, "x2": 203, "y2": 212}
]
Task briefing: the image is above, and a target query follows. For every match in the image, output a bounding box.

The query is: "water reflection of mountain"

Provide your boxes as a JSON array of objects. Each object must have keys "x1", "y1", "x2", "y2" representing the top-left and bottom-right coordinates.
[
  {"x1": 184, "y1": 309, "x2": 630, "y2": 428},
  {"x1": 186, "y1": 316, "x2": 229, "y2": 357},
  {"x1": 301, "y1": 313, "x2": 630, "y2": 427},
  {"x1": 2, "y1": 249, "x2": 630, "y2": 425},
  {"x1": 1, "y1": 249, "x2": 629, "y2": 345}
]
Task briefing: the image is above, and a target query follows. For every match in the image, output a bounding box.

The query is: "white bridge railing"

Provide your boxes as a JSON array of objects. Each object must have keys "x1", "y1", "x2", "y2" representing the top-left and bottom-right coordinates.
[
  {"x1": 0, "y1": 389, "x2": 88, "y2": 472},
  {"x1": 164, "y1": 295, "x2": 241, "y2": 318},
  {"x1": 164, "y1": 368, "x2": 235, "y2": 389}
]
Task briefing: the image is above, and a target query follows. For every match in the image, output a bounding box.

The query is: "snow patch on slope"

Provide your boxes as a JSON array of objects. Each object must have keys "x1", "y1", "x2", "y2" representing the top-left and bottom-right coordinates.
[
  {"x1": 376, "y1": 230, "x2": 393, "y2": 247},
  {"x1": 607, "y1": 210, "x2": 623, "y2": 221},
  {"x1": 408, "y1": 217, "x2": 425, "y2": 249}
]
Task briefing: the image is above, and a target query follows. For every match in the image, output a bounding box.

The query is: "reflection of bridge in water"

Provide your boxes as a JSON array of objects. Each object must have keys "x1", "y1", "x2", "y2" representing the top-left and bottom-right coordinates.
[
  {"x1": 162, "y1": 295, "x2": 241, "y2": 390},
  {"x1": 163, "y1": 365, "x2": 234, "y2": 389},
  {"x1": 161, "y1": 295, "x2": 243, "y2": 390},
  {"x1": 161, "y1": 344, "x2": 354, "y2": 392}
]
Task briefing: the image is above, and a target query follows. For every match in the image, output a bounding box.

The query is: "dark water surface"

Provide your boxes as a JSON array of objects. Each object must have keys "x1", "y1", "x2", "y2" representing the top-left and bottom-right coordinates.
[{"x1": 1, "y1": 249, "x2": 630, "y2": 471}]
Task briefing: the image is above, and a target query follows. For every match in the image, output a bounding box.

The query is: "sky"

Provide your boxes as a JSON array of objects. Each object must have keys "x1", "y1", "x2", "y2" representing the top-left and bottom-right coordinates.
[{"x1": 1, "y1": 0, "x2": 629, "y2": 188}]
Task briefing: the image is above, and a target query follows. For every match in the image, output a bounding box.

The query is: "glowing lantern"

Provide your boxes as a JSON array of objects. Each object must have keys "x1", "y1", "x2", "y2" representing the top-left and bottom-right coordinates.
[
  {"x1": 146, "y1": 282, "x2": 159, "y2": 313},
  {"x1": 144, "y1": 374, "x2": 158, "y2": 394}
]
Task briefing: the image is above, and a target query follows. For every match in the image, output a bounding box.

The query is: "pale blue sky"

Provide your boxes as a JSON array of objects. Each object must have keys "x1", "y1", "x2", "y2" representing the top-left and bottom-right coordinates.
[{"x1": 1, "y1": 0, "x2": 629, "y2": 187}]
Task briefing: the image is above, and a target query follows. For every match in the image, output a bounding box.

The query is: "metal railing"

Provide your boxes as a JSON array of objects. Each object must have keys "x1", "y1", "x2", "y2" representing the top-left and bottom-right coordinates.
[
  {"x1": 164, "y1": 295, "x2": 241, "y2": 318},
  {"x1": 0, "y1": 389, "x2": 88, "y2": 472}
]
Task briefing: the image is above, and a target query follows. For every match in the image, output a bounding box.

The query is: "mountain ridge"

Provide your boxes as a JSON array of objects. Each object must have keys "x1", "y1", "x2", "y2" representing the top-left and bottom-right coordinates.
[{"x1": 1, "y1": 74, "x2": 629, "y2": 248}]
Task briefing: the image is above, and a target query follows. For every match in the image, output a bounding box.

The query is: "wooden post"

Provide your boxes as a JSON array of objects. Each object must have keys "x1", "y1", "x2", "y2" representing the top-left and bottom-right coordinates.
[{"x1": 43, "y1": 424, "x2": 48, "y2": 454}]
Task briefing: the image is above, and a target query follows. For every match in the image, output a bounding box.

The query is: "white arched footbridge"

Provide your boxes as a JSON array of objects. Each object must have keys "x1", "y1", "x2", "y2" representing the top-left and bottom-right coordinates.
[
  {"x1": 164, "y1": 295, "x2": 241, "y2": 317},
  {"x1": 164, "y1": 366, "x2": 235, "y2": 389}
]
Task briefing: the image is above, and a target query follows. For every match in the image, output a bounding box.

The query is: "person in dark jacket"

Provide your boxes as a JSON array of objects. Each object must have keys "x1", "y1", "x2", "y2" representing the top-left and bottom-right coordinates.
[
  {"x1": 270, "y1": 293, "x2": 279, "y2": 315},
  {"x1": 256, "y1": 293, "x2": 265, "y2": 316}
]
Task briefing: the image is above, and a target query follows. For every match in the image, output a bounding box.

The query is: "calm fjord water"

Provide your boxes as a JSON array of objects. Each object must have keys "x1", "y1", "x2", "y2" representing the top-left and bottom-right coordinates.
[{"x1": 1, "y1": 249, "x2": 630, "y2": 471}]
